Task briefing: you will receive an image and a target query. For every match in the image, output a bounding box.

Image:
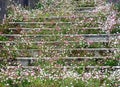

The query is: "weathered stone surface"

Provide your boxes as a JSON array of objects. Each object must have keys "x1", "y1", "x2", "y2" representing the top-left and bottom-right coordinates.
[
  {"x1": 0, "y1": 0, "x2": 8, "y2": 23},
  {"x1": 107, "y1": 0, "x2": 120, "y2": 3},
  {"x1": 0, "y1": 0, "x2": 39, "y2": 22},
  {"x1": 12, "y1": 0, "x2": 39, "y2": 8}
]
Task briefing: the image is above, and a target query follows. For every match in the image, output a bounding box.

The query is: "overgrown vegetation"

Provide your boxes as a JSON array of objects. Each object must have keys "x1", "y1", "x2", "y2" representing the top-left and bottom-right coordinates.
[{"x1": 0, "y1": 0, "x2": 120, "y2": 87}]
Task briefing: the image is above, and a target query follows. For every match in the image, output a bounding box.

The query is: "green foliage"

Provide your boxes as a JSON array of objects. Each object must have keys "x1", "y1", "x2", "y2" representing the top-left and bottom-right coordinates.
[
  {"x1": 78, "y1": 41, "x2": 88, "y2": 48},
  {"x1": 46, "y1": 0, "x2": 54, "y2": 6},
  {"x1": 0, "y1": 36, "x2": 8, "y2": 41},
  {"x1": 105, "y1": 60, "x2": 119, "y2": 66},
  {"x1": 115, "y1": 2, "x2": 120, "y2": 12},
  {"x1": 0, "y1": 24, "x2": 9, "y2": 33},
  {"x1": 35, "y1": 2, "x2": 44, "y2": 9},
  {"x1": 111, "y1": 26, "x2": 120, "y2": 33}
]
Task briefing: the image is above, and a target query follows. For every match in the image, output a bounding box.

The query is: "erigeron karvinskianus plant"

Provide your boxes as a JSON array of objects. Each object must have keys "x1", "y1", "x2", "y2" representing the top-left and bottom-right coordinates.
[{"x1": 103, "y1": 10, "x2": 117, "y2": 34}]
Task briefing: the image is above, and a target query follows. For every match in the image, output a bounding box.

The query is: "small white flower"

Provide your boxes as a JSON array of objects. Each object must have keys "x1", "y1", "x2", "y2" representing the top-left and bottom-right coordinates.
[
  {"x1": 6, "y1": 43, "x2": 10, "y2": 46},
  {"x1": 118, "y1": 35, "x2": 120, "y2": 40},
  {"x1": 6, "y1": 84, "x2": 9, "y2": 86}
]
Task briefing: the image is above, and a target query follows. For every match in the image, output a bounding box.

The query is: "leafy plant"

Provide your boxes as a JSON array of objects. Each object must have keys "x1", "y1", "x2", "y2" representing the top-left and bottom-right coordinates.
[
  {"x1": 0, "y1": 36, "x2": 8, "y2": 41},
  {"x1": 115, "y1": 1, "x2": 120, "y2": 12},
  {"x1": 35, "y1": 2, "x2": 44, "y2": 9},
  {"x1": 105, "y1": 60, "x2": 119, "y2": 66}
]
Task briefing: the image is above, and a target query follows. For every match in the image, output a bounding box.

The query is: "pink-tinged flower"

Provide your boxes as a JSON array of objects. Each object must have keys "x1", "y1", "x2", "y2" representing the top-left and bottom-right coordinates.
[
  {"x1": 50, "y1": 20, "x2": 55, "y2": 24},
  {"x1": 31, "y1": 72, "x2": 35, "y2": 76},
  {"x1": 89, "y1": 18, "x2": 94, "y2": 21},
  {"x1": 0, "y1": 32, "x2": 3, "y2": 34},
  {"x1": 24, "y1": 72, "x2": 29, "y2": 76},
  {"x1": 9, "y1": 37, "x2": 14, "y2": 41},
  {"x1": 56, "y1": 26, "x2": 61, "y2": 31},
  {"x1": 64, "y1": 41, "x2": 69, "y2": 44},
  {"x1": 86, "y1": 39, "x2": 94, "y2": 45},
  {"x1": 71, "y1": 15, "x2": 77, "y2": 19},
  {"x1": 82, "y1": 73, "x2": 92, "y2": 80},
  {"x1": 76, "y1": 35, "x2": 82, "y2": 38},
  {"x1": 65, "y1": 35, "x2": 70, "y2": 38}
]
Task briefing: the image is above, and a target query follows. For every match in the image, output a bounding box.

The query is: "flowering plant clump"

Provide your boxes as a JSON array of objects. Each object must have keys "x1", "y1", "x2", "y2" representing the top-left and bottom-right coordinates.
[
  {"x1": 93, "y1": 3, "x2": 118, "y2": 34},
  {"x1": 0, "y1": 65, "x2": 119, "y2": 87},
  {"x1": 103, "y1": 10, "x2": 117, "y2": 34}
]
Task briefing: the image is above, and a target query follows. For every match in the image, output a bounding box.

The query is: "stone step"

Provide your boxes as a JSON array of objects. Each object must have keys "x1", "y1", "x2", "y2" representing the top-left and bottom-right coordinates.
[
  {"x1": 9, "y1": 21, "x2": 100, "y2": 24},
  {"x1": 0, "y1": 56, "x2": 114, "y2": 60},
  {"x1": 0, "y1": 34, "x2": 118, "y2": 42},
  {"x1": 48, "y1": 6, "x2": 96, "y2": 9},
  {"x1": 0, "y1": 40, "x2": 109, "y2": 44},
  {"x1": 1, "y1": 56, "x2": 117, "y2": 66},
  {"x1": 0, "y1": 33, "x2": 118, "y2": 36},
  {"x1": 8, "y1": 10, "x2": 96, "y2": 19},
  {"x1": 7, "y1": 12, "x2": 99, "y2": 20},
  {"x1": 23, "y1": 15, "x2": 97, "y2": 19},
  {"x1": 0, "y1": 48, "x2": 119, "y2": 51},
  {"x1": 9, "y1": 15, "x2": 99, "y2": 20},
  {"x1": 7, "y1": 66, "x2": 120, "y2": 69},
  {"x1": 74, "y1": 7, "x2": 95, "y2": 11},
  {"x1": 8, "y1": 27, "x2": 101, "y2": 30}
]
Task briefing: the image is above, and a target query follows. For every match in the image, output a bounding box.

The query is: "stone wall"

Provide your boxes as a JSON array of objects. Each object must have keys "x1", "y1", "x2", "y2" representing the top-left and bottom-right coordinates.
[
  {"x1": 0, "y1": 0, "x2": 39, "y2": 23},
  {"x1": 12, "y1": 0, "x2": 39, "y2": 8},
  {"x1": 0, "y1": 0, "x2": 8, "y2": 23},
  {"x1": 107, "y1": 0, "x2": 120, "y2": 3}
]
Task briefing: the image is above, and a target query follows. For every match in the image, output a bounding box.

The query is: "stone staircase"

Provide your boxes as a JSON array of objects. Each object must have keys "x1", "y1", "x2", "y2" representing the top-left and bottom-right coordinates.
[{"x1": 0, "y1": 0, "x2": 120, "y2": 70}]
